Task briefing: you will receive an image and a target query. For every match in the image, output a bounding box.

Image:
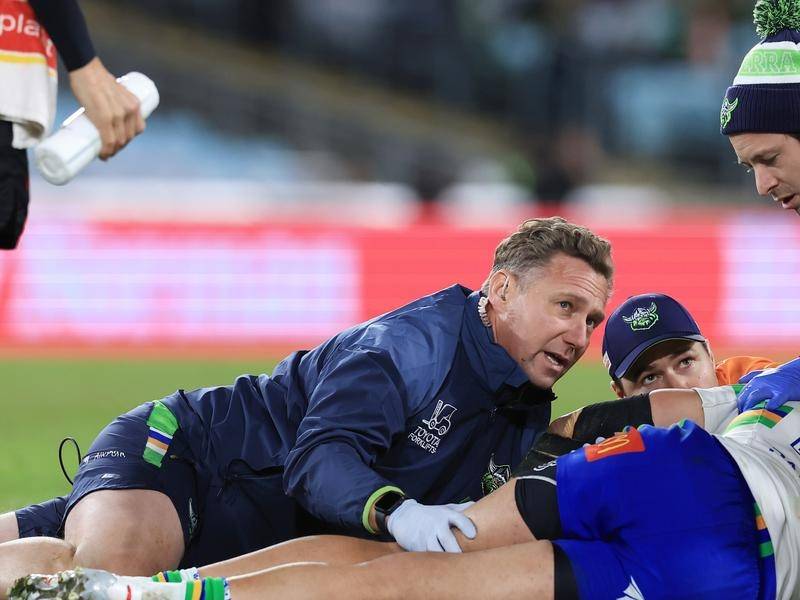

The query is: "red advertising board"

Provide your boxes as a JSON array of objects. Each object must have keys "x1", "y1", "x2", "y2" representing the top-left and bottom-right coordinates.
[{"x1": 0, "y1": 211, "x2": 797, "y2": 357}]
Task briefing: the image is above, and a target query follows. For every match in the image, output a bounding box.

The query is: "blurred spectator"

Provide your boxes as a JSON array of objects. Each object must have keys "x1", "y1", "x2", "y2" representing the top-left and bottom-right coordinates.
[{"x1": 94, "y1": 0, "x2": 773, "y2": 198}]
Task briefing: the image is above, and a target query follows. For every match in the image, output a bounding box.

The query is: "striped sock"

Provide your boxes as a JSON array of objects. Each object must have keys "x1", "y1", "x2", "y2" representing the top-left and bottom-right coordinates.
[
  {"x1": 142, "y1": 576, "x2": 227, "y2": 600},
  {"x1": 183, "y1": 578, "x2": 227, "y2": 600},
  {"x1": 152, "y1": 568, "x2": 201, "y2": 583}
]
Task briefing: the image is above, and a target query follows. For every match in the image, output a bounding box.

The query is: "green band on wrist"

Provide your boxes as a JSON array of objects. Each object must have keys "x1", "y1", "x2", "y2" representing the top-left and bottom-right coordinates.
[{"x1": 361, "y1": 485, "x2": 404, "y2": 534}]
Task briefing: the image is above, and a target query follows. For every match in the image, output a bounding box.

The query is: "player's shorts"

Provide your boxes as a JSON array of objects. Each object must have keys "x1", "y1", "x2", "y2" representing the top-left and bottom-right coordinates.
[
  {"x1": 0, "y1": 120, "x2": 29, "y2": 249},
  {"x1": 63, "y1": 399, "x2": 303, "y2": 567},
  {"x1": 15, "y1": 495, "x2": 68, "y2": 538},
  {"x1": 515, "y1": 422, "x2": 772, "y2": 600}
]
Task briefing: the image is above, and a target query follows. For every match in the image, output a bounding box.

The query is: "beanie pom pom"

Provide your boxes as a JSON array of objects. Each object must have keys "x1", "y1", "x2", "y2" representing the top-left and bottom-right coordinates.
[{"x1": 754, "y1": 0, "x2": 800, "y2": 38}]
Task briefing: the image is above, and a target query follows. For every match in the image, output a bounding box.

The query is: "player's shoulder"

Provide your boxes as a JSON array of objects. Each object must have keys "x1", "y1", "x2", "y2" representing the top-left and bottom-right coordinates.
[
  {"x1": 356, "y1": 285, "x2": 468, "y2": 345},
  {"x1": 327, "y1": 285, "x2": 467, "y2": 374},
  {"x1": 715, "y1": 356, "x2": 779, "y2": 385}
]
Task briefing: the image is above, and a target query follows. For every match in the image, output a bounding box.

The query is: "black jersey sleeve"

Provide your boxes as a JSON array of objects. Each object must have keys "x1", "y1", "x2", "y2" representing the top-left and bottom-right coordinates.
[{"x1": 29, "y1": 0, "x2": 96, "y2": 71}]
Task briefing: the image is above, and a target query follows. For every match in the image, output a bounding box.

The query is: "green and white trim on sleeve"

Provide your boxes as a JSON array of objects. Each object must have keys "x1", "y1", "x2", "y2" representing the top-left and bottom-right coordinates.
[{"x1": 143, "y1": 400, "x2": 179, "y2": 468}]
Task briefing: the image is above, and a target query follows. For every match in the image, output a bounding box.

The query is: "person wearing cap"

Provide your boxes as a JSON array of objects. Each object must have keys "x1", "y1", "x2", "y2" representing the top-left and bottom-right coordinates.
[
  {"x1": 517, "y1": 291, "x2": 780, "y2": 469},
  {"x1": 602, "y1": 293, "x2": 776, "y2": 398}
]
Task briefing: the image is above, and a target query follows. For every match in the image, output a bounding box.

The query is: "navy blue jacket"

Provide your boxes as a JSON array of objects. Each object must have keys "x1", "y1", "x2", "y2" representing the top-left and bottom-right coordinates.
[{"x1": 165, "y1": 285, "x2": 553, "y2": 534}]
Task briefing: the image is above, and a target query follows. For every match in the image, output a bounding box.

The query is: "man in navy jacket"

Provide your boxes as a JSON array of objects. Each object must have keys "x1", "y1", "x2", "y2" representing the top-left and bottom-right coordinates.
[{"x1": 0, "y1": 216, "x2": 613, "y2": 577}]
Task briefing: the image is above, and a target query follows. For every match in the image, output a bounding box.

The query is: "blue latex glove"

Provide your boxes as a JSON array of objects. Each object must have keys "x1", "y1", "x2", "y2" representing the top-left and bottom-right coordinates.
[
  {"x1": 737, "y1": 370, "x2": 763, "y2": 385},
  {"x1": 387, "y1": 499, "x2": 476, "y2": 552},
  {"x1": 737, "y1": 358, "x2": 800, "y2": 412}
]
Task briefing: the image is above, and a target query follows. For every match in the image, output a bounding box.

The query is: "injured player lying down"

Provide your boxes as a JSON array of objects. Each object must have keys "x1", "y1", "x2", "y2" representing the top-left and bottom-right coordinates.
[{"x1": 10, "y1": 372, "x2": 798, "y2": 600}]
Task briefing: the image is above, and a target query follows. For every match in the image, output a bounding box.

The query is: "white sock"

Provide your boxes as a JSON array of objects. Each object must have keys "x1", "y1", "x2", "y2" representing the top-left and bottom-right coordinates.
[
  {"x1": 112, "y1": 578, "x2": 190, "y2": 600},
  {"x1": 150, "y1": 567, "x2": 201, "y2": 583},
  {"x1": 180, "y1": 567, "x2": 201, "y2": 581}
]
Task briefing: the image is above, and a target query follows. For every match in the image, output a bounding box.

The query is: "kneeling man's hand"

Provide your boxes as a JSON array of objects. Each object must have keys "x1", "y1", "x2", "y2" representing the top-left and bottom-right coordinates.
[
  {"x1": 737, "y1": 357, "x2": 800, "y2": 412},
  {"x1": 387, "y1": 499, "x2": 476, "y2": 552}
]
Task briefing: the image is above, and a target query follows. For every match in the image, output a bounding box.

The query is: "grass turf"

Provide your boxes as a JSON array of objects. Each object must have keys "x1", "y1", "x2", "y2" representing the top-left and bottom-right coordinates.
[{"x1": 0, "y1": 357, "x2": 610, "y2": 512}]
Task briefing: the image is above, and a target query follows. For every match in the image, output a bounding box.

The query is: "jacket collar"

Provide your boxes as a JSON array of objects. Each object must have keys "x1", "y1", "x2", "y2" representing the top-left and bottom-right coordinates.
[{"x1": 462, "y1": 290, "x2": 532, "y2": 393}]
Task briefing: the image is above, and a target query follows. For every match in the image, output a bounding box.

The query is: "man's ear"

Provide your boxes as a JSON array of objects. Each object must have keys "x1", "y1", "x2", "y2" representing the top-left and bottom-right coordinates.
[
  {"x1": 610, "y1": 379, "x2": 625, "y2": 399},
  {"x1": 704, "y1": 341, "x2": 715, "y2": 365},
  {"x1": 487, "y1": 270, "x2": 512, "y2": 306}
]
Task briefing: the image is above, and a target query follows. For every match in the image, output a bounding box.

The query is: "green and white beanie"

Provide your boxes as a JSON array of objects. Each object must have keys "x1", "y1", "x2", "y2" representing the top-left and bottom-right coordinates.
[{"x1": 721, "y1": 0, "x2": 800, "y2": 134}]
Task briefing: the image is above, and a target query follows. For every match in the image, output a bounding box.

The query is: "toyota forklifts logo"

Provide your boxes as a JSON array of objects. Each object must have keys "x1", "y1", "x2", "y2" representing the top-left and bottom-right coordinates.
[
  {"x1": 408, "y1": 400, "x2": 458, "y2": 454},
  {"x1": 422, "y1": 400, "x2": 457, "y2": 435}
]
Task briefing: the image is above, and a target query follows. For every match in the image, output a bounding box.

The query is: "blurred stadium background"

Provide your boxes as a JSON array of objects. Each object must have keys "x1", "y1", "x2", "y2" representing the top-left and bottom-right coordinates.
[{"x1": 3, "y1": 0, "x2": 799, "y2": 511}]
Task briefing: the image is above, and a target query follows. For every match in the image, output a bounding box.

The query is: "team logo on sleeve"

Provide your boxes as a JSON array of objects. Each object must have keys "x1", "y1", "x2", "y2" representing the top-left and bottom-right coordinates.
[
  {"x1": 622, "y1": 302, "x2": 659, "y2": 331},
  {"x1": 188, "y1": 498, "x2": 199, "y2": 539},
  {"x1": 481, "y1": 454, "x2": 511, "y2": 495},
  {"x1": 408, "y1": 400, "x2": 458, "y2": 454},
  {"x1": 585, "y1": 428, "x2": 646, "y2": 462}
]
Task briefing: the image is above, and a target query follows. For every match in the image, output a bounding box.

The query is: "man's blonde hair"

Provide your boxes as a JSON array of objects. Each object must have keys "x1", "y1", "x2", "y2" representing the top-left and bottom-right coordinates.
[{"x1": 481, "y1": 217, "x2": 614, "y2": 293}]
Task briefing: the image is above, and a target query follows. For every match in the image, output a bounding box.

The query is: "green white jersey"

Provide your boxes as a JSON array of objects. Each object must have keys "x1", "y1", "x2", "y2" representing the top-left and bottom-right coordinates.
[{"x1": 699, "y1": 386, "x2": 800, "y2": 599}]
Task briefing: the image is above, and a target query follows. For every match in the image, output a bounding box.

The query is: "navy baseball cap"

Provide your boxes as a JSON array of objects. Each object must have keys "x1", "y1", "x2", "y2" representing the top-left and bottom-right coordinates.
[{"x1": 602, "y1": 293, "x2": 706, "y2": 380}]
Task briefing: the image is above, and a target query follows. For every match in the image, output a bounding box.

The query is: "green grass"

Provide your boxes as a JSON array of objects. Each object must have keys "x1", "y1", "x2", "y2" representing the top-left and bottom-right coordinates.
[
  {"x1": 552, "y1": 361, "x2": 613, "y2": 415},
  {"x1": 1, "y1": 358, "x2": 269, "y2": 511},
  {"x1": 0, "y1": 358, "x2": 611, "y2": 512}
]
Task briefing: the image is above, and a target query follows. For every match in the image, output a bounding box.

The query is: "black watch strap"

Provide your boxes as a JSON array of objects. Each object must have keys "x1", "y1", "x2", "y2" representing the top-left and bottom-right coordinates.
[{"x1": 374, "y1": 491, "x2": 406, "y2": 533}]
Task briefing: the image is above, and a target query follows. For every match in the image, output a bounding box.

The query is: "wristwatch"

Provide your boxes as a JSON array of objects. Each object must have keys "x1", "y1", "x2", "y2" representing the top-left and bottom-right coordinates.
[{"x1": 374, "y1": 491, "x2": 406, "y2": 533}]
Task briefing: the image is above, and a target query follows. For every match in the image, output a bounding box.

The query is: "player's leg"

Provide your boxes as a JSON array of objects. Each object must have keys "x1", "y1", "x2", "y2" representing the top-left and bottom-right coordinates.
[
  {"x1": 0, "y1": 486, "x2": 184, "y2": 590},
  {"x1": 64, "y1": 488, "x2": 184, "y2": 574},
  {"x1": 55, "y1": 401, "x2": 196, "y2": 574},
  {"x1": 0, "y1": 511, "x2": 18, "y2": 543},
  {"x1": 5, "y1": 471, "x2": 564, "y2": 598},
  {"x1": 195, "y1": 463, "x2": 536, "y2": 579},
  {"x1": 0, "y1": 493, "x2": 72, "y2": 587},
  {"x1": 197, "y1": 471, "x2": 535, "y2": 578},
  {"x1": 0, "y1": 538, "x2": 77, "y2": 599},
  {"x1": 456, "y1": 475, "x2": 537, "y2": 551},
  {"x1": 0, "y1": 497, "x2": 75, "y2": 597},
  {"x1": 4, "y1": 477, "x2": 561, "y2": 599},
  {"x1": 199, "y1": 535, "x2": 403, "y2": 578},
  {"x1": 225, "y1": 540, "x2": 555, "y2": 600},
  {"x1": 47, "y1": 540, "x2": 557, "y2": 600}
]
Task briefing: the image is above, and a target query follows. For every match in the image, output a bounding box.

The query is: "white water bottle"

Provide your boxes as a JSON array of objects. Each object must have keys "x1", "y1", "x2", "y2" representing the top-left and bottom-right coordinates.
[{"x1": 34, "y1": 72, "x2": 159, "y2": 185}]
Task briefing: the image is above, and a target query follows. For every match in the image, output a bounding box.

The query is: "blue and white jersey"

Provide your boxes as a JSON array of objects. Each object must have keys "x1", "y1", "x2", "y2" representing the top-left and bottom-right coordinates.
[
  {"x1": 553, "y1": 421, "x2": 762, "y2": 599},
  {"x1": 716, "y1": 399, "x2": 800, "y2": 600}
]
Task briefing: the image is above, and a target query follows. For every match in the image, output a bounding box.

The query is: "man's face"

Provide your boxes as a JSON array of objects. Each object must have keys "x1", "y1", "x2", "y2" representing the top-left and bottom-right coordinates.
[
  {"x1": 490, "y1": 253, "x2": 609, "y2": 389},
  {"x1": 730, "y1": 133, "x2": 800, "y2": 211},
  {"x1": 612, "y1": 339, "x2": 718, "y2": 397}
]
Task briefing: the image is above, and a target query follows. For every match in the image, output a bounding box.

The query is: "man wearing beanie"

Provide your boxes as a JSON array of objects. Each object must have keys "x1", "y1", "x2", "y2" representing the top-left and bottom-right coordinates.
[
  {"x1": 719, "y1": 0, "x2": 800, "y2": 416},
  {"x1": 722, "y1": 0, "x2": 800, "y2": 213}
]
